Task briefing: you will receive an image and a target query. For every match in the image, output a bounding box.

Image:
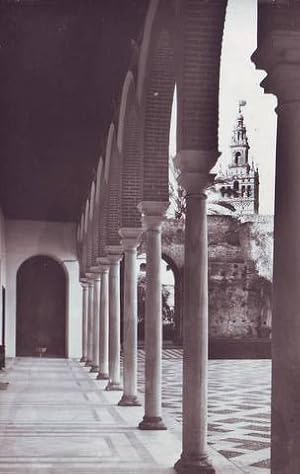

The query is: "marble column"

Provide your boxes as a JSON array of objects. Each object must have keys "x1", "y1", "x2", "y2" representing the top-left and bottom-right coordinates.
[
  {"x1": 252, "y1": 30, "x2": 300, "y2": 474},
  {"x1": 105, "y1": 249, "x2": 123, "y2": 391},
  {"x1": 137, "y1": 202, "x2": 169, "y2": 430},
  {"x1": 80, "y1": 280, "x2": 89, "y2": 362},
  {"x1": 85, "y1": 278, "x2": 94, "y2": 367},
  {"x1": 118, "y1": 228, "x2": 143, "y2": 407},
  {"x1": 90, "y1": 272, "x2": 101, "y2": 373},
  {"x1": 97, "y1": 258, "x2": 110, "y2": 380},
  {"x1": 174, "y1": 151, "x2": 217, "y2": 474}
]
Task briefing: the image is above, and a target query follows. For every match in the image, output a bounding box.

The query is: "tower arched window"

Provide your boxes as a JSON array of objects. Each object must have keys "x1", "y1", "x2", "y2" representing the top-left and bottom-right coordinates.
[
  {"x1": 247, "y1": 185, "x2": 251, "y2": 197},
  {"x1": 233, "y1": 180, "x2": 239, "y2": 191},
  {"x1": 235, "y1": 151, "x2": 241, "y2": 165}
]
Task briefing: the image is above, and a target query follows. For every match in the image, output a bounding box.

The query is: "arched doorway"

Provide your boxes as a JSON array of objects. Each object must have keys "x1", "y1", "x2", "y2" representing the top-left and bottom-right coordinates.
[{"x1": 16, "y1": 256, "x2": 67, "y2": 357}]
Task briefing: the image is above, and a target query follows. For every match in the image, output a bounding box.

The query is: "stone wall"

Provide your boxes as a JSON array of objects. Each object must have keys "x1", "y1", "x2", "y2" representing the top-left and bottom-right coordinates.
[{"x1": 152, "y1": 215, "x2": 274, "y2": 340}]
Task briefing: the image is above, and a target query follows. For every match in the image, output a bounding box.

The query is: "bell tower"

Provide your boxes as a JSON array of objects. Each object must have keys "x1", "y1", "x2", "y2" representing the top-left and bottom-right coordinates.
[
  {"x1": 229, "y1": 100, "x2": 250, "y2": 170},
  {"x1": 215, "y1": 101, "x2": 259, "y2": 215}
]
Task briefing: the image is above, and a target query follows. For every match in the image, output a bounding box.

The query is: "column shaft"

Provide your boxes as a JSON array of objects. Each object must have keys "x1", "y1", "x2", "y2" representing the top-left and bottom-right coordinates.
[
  {"x1": 175, "y1": 194, "x2": 214, "y2": 473},
  {"x1": 139, "y1": 224, "x2": 166, "y2": 430},
  {"x1": 85, "y1": 281, "x2": 94, "y2": 366},
  {"x1": 118, "y1": 234, "x2": 141, "y2": 406},
  {"x1": 271, "y1": 102, "x2": 300, "y2": 474},
  {"x1": 90, "y1": 276, "x2": 101, "y2": 372},
  {"x1": 106, "y1": 257, "x2": 122, "y2": 391},
  {"x1": 80, "y1": 283, "x2": 88, "y2": 362},
  {"x1": 98, "y1": 265, "x2": 109, "y2": 380}
]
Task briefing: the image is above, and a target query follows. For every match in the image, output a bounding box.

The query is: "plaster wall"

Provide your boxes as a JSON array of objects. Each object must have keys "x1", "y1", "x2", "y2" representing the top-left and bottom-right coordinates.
[{"x1": 5, "y1": 220, "x2": 82, "y2": 358}]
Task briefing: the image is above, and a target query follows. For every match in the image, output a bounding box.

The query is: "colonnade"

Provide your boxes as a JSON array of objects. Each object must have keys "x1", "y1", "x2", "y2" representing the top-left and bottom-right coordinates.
[{"x1": 76, "y1": 1, "x2": 300, "y2": 473}]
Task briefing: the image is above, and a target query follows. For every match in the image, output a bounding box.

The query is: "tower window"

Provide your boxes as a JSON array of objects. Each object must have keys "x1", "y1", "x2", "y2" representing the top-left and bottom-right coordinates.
[
  {"x1": 247, "y1": 185, "x2": 251, "y2": 197},
  {"x1": 220, "y1": 186, "x2": 226, "y2": 197},
  {"x1": 233, "y1": 180, "x2": 239, "y2": 191},
  {"x1": 241, "y1": 185, "x2": 245, "y2": 197},
  {"x1": 235, "y1": 152, "x2": 241, "y2": 165}
]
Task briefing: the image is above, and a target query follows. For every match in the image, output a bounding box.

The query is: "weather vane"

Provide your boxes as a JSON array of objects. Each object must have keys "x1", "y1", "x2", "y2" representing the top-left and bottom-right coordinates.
[{"x1": 238, "y1": 99, "x2": 247, "y2": 113}]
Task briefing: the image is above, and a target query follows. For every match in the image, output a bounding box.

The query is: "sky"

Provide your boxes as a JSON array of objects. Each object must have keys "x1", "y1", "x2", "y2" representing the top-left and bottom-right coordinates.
[{"x1": 169, "y1": 0, "x2": 277, "y2": 215}]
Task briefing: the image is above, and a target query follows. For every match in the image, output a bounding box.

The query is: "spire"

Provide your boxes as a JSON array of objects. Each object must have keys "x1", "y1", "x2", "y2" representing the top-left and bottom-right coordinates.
[{"x1": 231, "y1": 100, "x2": 248, "y2": 147}]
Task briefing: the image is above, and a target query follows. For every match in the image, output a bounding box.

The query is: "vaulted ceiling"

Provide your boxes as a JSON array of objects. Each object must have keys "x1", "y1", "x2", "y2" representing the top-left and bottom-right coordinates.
[{"x1": 0, "y1": 0, "x2": 149, "y2": 221}]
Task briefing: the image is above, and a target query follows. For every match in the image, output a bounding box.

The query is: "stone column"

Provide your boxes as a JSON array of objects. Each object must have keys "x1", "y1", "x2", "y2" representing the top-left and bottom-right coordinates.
[
  {"x1": 174, "y1": 152, "x2": 217, "y2": 474},
  {"x1": 105, "y1": 249, "x2": 123, "y2": 391},
  {"x1": 80, "y1": 280, "x2": 89, "y2": 362},
  {"x1": 118, "y1": 228, "x2": 143, "y2": 406},
  {"x1": 137, "y1": 202, "x2": 169, "y2": 430},
  {"x1": 90, "y1": 272, "x2": 101, "y2": 373},
  {"x1": 97, "y1": 258, "x2": 110, "y2": 380},
  {"x1": 85, "y1": 277, "x2": 94, "y2": 367},
  {"x1": 253, "y1": 29, "x2": 300, "y2": 474}
]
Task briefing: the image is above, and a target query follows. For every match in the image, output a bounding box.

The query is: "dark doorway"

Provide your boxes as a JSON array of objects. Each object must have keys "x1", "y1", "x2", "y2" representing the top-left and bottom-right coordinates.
[{"x1": 16, "y1": 256, "x2": 67, "y2": 357}]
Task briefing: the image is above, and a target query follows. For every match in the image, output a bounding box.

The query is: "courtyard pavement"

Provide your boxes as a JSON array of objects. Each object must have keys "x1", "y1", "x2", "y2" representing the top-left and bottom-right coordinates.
[{"x1": 0, "y1": 352, "x2": 271, "y2": 473}]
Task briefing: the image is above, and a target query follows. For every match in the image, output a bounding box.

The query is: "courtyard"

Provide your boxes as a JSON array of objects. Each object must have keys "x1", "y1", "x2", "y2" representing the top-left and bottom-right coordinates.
[{"x1": 0, "y1": 352, "x2": 271, "y2": 474}]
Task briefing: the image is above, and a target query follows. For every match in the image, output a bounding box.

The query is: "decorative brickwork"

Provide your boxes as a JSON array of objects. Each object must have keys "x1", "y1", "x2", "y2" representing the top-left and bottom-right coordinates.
[
  {"x1": 105, "y1": 124, "x2": 122, "y2": 246},
  {"x1": 117, "y1": 72, "x2": 143, "y2": 228},
  {"x1": 176, "y1": 0, "x2": 227, "y2": 154},
  {"x1": 137, "y1": 1, "x2": 175, "y2": 202}
]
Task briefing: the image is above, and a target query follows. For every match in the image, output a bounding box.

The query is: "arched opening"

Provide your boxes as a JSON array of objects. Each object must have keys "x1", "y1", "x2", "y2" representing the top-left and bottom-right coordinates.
[
  {"x1": 16, "y1": 255, "x2": 67, "y2": 358},
  {"x1": 137, "y1": 253, "x2": 180, "y2": 344},
  {"x1": 235, "y1": 151, "x2": 241, "y2": 165}
]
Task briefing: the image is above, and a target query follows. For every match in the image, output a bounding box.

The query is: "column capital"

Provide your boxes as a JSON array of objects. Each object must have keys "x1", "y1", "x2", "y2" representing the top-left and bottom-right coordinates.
[
  {"x1": 96, "y1": 257, "x2": 110, "y2": 273},
  {"x1": 252, "y1": 30, "x2": 300, "y2": 102},
  {"x1": 119, "y1": 227, "x2": 143, "y2": 250},
  {"x1": 89, "y1": 267, "x2": 102, "y2": 280},
  {"x1": 80, "y1": 278, "x2": 89, "y2": 288},
  {"x1": 137, "y1": 201, "x2": 169, "y2": 230},
  {"x1": 175, "y1": 150, "x2": 219, "y2": 194},
  {"x1": 85, "y1": 272, "x2": 100, "y2": 281},
  {"x1": 106, "y1": 245, "x2": 123, "y2": 264}
]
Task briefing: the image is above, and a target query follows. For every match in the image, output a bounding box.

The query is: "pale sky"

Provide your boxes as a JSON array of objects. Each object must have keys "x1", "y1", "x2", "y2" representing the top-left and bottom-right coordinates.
[{"x1": 169, "y1": 0, "x2": 277, "y2": 215}]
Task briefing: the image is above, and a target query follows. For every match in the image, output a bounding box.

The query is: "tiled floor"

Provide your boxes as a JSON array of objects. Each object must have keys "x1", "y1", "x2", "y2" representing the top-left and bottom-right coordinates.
[
  {"x1": 0, "y1": 353, "x2": 271, "y2": 473},
  {"x1": 141, "y1": 352, "x2": 271, "y2": 474}
]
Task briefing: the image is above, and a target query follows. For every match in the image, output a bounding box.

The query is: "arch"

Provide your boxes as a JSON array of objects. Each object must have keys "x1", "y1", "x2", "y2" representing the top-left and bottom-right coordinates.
[
  {"x1": 105, "y1": 125, "x2": 123, "y2": 247},
  {"x1": 89, "y1": 181, "x2": 96, "y2": 222},
  {"x1": 104, "y1": 123, "x2": 116, "y2": 185},
  {"x1": 95, "y1": 157, "x2": 103, "y2": 206},
  {"x1": 118, "y1": 71, "x2": 143, "y2": 228},
  {"x1": 235, "y1": 151, "x2": 241, "y2": 165},
  {"x1": 84, "y1": 199, "x2": 89, "y2": 234},
  {"x1": 117, "y1": 71, "x2": 136, "y2": 155},
  {"x1": 96, "y1": 156, "x2": 108, "y2": 257},
  {"x1": 16, "y1": 255, "x2": 67, "y2": 358},
  {"x1": 137, "y1": 0, "x2": 176, "y2": 202},
  {"x1": 233, "y1": 180, "x2": 239, "y2": 191}
]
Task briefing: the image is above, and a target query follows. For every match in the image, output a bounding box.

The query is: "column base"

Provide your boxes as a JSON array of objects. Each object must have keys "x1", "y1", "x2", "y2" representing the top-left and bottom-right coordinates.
[
  {"x1": 138, "y1": 416, "x2": 167, "y2": 430},
  {"x1": 174, "y1": 455, "x2": 215, "y2": 474},
  {"x1": 84, "y1": 360, "x2": 92, "y2": 367},
  {"x1": 105, "y1": 381, "x2": 123, "y2": 391},
  {"x1": 89, "y1": 365, "x2": 99, "y2": 373},
  {"x1": 97, "y1": 372, "x2": 109, "y2": 380},
  {"x1": 80, "y1": 356, "x2": 87, "y2": 363},
  {"x1": 118, "y1": 394, "x2": 141, "y2": 407}
]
